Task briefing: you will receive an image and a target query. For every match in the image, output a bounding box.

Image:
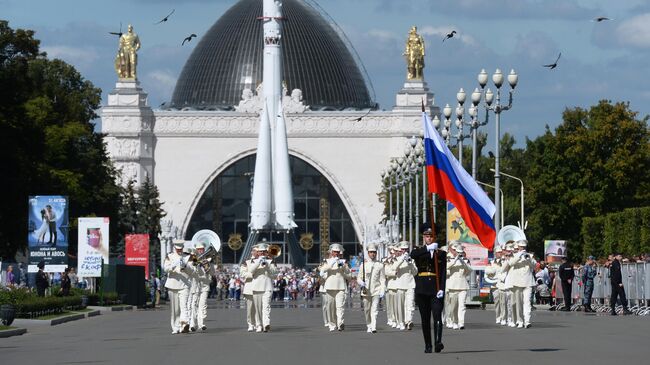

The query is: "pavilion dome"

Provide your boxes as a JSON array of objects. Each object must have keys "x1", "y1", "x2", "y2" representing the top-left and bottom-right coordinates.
[{"x1": 169, "y1": 0, "x2": 376, "y2": 111}]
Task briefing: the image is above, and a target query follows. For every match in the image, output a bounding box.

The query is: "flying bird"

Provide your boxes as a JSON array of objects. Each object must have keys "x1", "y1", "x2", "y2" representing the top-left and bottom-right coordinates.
[
  {"x1": 543, "y1": 52, "x2": 562, "y2": 69},
  {"x1": 182, "y1": 33, "x2": 197, "y2": 45},
  {"x1": 592, "y1": 16, "x2": 612, "y2": 22},
  {"x1": 109, "y1": 22, "x2": 123, "y2": 37},
  {"x1": 351, "y1": 109, "x2": 372, "y2": 122},
  {"x1": 155, "y1": 9, "x2": 175, "y2": 24},
  {"x1": 443, "y1": 30, "x2": 457, "y2": 42}
]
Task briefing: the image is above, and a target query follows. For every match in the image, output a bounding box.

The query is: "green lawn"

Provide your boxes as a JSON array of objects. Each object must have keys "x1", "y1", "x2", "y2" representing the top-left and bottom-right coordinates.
[
  {"x1": 0, "y1": 325, "x2": 17, "y2": 330},
  {"x1": 34, "y1": 311, "x2": 74, "y2": 320},
  {"x1": 72, "y1": 308, "x2": 94, "y2": 313}
]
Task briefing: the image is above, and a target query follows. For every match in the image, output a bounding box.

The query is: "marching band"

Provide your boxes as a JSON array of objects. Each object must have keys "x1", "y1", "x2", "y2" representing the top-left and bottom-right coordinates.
[{"x1": 161, "y1": 226, "x2": 538, "y2": 355}]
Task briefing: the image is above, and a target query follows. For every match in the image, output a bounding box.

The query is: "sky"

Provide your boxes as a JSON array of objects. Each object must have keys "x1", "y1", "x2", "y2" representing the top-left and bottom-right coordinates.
[{"x1": 4, "y1": 0, "x2": 650, "y2": 150}]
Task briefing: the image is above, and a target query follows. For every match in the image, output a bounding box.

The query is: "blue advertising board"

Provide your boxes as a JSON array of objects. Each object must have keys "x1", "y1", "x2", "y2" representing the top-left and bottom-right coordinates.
[{"x1": 28, "y1": 196, "x2": 69, "y2": 272}]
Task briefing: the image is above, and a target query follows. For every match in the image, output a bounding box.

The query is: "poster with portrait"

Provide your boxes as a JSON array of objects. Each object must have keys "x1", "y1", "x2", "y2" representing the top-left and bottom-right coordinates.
[
  {"x1": 447, "y1": 203, "x2": 489, "y2": 269},
  {"x1": 27, "y1": 196, "x2": 69, "y2": 273},
  {"x1": 125, "y1": 234, "x2": 149, "y2": 278},
  {"x1": 77, "y1": 217, "x2": 110, "y2": 277},
  {"x1": 544, "y1": 240, "x2": 567, "y2": 265}
]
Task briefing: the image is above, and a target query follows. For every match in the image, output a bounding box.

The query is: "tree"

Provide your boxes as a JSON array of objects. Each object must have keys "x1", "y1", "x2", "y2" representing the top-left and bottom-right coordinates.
[
  {"x1": 524, "y1": 100, "x2": 650, "y2": 261},
  {"x1": 0, "y1": 21, "x2": 123, "y2": 260}
]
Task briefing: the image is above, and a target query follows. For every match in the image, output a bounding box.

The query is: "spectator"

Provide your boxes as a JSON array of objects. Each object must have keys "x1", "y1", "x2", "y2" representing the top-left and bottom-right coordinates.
[
  {"x1": 69, "y1": 267, "x2": 78, "y2": 288},
  {"x1": 582, "y1": 256, "x2": 597, "y2": 312},
  {"x1": 35, "y1": 261, "x2": 49, "y2": 296},
  {"x1": 535, "y1": 278, "x2": 551, "y2": 305},
  {"x1": 609, "y1": 252, "x2": 632, "y2": 315},
  {"x1": 558, "y1": 257, "x2": 574, "y2": 311},
  {"x1": 4, "y1": 265, "x2": 16, "y2": 287},
  {"x1": 60, "y1": 268, "x2": 71, "y2": 296},
  {"x1": 150, "y1": 273, "x2": 161, "y2": 307},
  {"x1": 228, "y1": 276, "x2": 236, "y2": 300}
]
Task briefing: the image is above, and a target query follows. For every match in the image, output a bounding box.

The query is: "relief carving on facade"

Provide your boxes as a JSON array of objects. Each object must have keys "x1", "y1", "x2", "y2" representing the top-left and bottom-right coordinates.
[{"x1": 235, "y1": 83, "x2": 310, "y2": 114}]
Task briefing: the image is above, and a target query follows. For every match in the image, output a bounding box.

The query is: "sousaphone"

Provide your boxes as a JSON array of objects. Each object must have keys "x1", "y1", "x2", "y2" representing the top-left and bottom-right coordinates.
[
  {"x1": 191, "y1": 229, "x2": 222, "y2": 262},
  {"x1": 496, "y1": 225, "x2": 527, "y2": 248}
]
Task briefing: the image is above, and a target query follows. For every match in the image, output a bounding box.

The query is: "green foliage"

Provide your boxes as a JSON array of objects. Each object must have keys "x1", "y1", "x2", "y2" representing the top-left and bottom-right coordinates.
[
  {"x1": 581, "y1": 207, "x2": 650, "y2": 259},
  {"x1": 0, "y1": 21, "x2": 123, "y2": 259},
  {"x1": 525, "y1": 101, "x2": 650, "y2": 257},
  {"x1": 0, "y1": 286, "x2": 119, "y2": 318}
]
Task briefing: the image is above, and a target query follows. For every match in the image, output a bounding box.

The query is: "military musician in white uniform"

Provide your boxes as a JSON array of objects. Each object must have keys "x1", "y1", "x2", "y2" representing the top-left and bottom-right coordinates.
[
  {"x1": 384, "y1": 244, "x2": 398, "y2": 328},
  {"x1": 163, "y1": 240, "x2": 192, "y2": 334},
  {"x1": 318, "y1": 258, "x2": 331, "y2": 328},
  {"x1": 484, "y1": 246, "x2": 507, "y2": 325},
  {"x1": 394, "y1": 241, "x2": 417, "y2": 330},
  {"x1": 320, "y1": 243, "x2": 350, "y2": 331},
  {"x1": 357, "y1": 243, "x2": 385, "y2": 333},
  {"x1": 504, "y1": 239, "x2": 536, "y2": 328},
  {"x1": 445, "y1": 241, "x2": 471, "y2": 330},
  {"x1": 247, "y1": 243, "x2": 277, "y2": 332},
  {"x1": 188, "y1": 241, "x2": 215, "y2": 331},
  {"x1": 240, "y1": 248, "x2": 258, "y2": 332}
]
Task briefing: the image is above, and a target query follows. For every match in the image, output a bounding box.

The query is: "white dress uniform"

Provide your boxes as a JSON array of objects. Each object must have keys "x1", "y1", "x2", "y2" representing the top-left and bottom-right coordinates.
[
  {"x1": 320, "y1": 248, "x2": 350, "y2": 331},
  {"x1": 240, "y1": 258, "x2": 255, "y2": 331},
  {"x1": 248, "y1": 255, "x2": 277, "y2": 332},
  {"x1": 189, "y1": 260, "x2": 214, "y2": 330},
  {"x1": 384, "y1": 255, "x2": 398, "y2": 327},
  {"x1": 163, "y1": 245, "x2": 191, "y2": 334},
  {"x1": 318, "y1": 261, "x2": 330, "y2": 327},
  {"x1": 358, "y1": 255, "x2": 385, "y2": 332},
  {"x1": 485, "y1": 257, "x2": 507, "y2": 325},
  {"x1": 504, "y1": 244, "x2": 536, "y2": 328},
  {"x1": 393, "y1": 252, "x2": 417, "y2": 330},
  {"x1": 446, "y1": 251, "x2": 471, "y2": 329}
]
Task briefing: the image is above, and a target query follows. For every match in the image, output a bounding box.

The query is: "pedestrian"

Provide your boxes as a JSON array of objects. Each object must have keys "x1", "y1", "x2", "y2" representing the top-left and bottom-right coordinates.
[
  {"x1": 558, "y1": 257, "x2": 574, "y2": 311},
  {"x1": 60, "y1": 268, "x2": 71, "y2": 296},
  {"x1": 582, "y1": 256, "x2": 597, "y2": 312},
  {"x1": 4, "y1": 265, "x2": 16, "y2": 287},
  {"x1": 69, "y1": 267, "x2": 78, "y2": 288},
  {"x1": 35, "y1": 261, "x2": 49, "y2": 297},
  {"x1": 609, "y1": 252, "x2": 632, "y2": 315}
]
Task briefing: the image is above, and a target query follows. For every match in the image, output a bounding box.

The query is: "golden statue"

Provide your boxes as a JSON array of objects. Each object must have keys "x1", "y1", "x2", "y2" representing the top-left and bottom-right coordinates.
[
  {"x1": 403, "y1": 26, "x2": 425, "y2": 80},
  {"x1": 114, "y1": 24, "x2": 141, "y2": 80}
]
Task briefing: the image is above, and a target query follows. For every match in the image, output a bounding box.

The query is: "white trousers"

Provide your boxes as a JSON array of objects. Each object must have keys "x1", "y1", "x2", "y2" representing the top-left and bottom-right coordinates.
[
  {"x1": 192, "y1": 290, "x2": 208, "y2": 328},
  {"x1": 244, "y1": 294, "x2": 254, "y2": 327},
  {"x1": 512, "y1": 286, "x2": 532, "y2": 325},
  {"x1": 394, "y1": 289, "x2": 405, "y2": 325},
  {"x1": 362, "y1": 295, "x2": 380, "y2": 330},
  {"x1": 493, "y1": 289, "x2": 506, "y2": 322},
  {"x1": 444, "y1": 290, "x2": 452, "y2": 326},
  {"x1": 168, "y1": 288, "x2": 190, "y2": 332},
  {"x1": 403, "y1": 288, "x2": 414, "y2": 324},
  {"x1": 321, "y1": 292, "x2": 330, "y2": 326},
  {"x1": 252, "y1": 292, "x2": 264, "y2": 328},
  {"x1": 386, "y1": 289, "x2": 396, "y2": 324},
  {"x1": 505, "y1": 289, "x2": 514, "y2": 324},
  {"x1": 326, "y1": 290, "x2": 346, "y2": 327},
  {"x1": 447, "y1": 289, "x2": 467, "y2": 327},
  {"x1": 262, "y1": 290, "x2": 272, "y2": 327}
]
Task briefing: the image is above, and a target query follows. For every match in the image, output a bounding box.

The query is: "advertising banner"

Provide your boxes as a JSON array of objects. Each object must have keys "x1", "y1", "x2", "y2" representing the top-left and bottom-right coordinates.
[
  {"x1": 125, "y1": 234, "x2": 150, "y2": 278},
  {"x1": 78, "y1": 217, "x2": 110, "y2": 277},
  {"x1": 544, "y1": 240, "x2": 567, "y2": 264},
  {"x1": 27, "y1": 196, "x2": 69, "y2": 273},
  {"x1": 460, "y1": 242, "x2": 489, "y2": 270}
]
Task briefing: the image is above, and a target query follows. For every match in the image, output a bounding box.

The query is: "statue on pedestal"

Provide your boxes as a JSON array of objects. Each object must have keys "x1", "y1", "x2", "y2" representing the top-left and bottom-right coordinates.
[
  {"x1": 403, "y1": 26, "x2": 425, "y2": 80},
  {"x1": 115, "y1": 24, "x2": 141, "y2": 80}
]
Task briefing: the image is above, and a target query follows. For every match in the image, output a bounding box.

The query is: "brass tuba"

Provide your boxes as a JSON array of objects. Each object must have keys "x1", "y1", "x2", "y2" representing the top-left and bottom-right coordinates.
[{"x1": 191, "y1": 229, "x2": 222, "y2": 264}]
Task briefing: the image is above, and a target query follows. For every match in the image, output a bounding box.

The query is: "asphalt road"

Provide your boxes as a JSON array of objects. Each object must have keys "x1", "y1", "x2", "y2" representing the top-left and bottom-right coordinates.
[{"x1": 1, "y1": 298, "x2": 647, "y2": 364}]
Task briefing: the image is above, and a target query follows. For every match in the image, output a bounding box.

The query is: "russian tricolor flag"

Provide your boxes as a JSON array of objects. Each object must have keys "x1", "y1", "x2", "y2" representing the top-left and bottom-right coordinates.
[{"x1": 422, "y1": 111, "x2": 496, "y2": 250}]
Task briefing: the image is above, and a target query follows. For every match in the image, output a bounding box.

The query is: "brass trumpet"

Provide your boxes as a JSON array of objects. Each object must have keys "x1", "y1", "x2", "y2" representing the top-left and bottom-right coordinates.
[{"x1": 268, "y1": 244, "x2": 282, "y2": 259}]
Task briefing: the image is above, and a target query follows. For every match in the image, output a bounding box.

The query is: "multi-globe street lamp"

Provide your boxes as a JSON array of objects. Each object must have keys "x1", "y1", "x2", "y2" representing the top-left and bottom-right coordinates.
[{"x1": 477, "y1": 68, "x2": 518, "y2": 241}]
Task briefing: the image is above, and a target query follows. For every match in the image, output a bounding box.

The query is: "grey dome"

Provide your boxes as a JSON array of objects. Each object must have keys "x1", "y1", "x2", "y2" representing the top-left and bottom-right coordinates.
[{"x1": 170, "y1": 0, "x2": 375, "y2": 110}]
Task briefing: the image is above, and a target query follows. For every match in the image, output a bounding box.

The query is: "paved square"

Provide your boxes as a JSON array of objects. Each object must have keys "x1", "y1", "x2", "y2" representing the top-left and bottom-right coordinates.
[{"x1": 1, "y1": 299, "x2": 646, "y2": 364}]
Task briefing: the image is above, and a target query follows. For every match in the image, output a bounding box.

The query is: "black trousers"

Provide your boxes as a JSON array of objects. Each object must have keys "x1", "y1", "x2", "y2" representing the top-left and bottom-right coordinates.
[
  {"x1": 415, "y1": 293, "x2": 444, "y2": 347},
  {"x1": 561, "y1": 281, "x2": 572, "y2": 308},
  {"x1": 610, "y1": 284, "x2": 628, "y2": 310},
  {"x1": 48, "y1": 222, "x2": 57, "y2": 243}
]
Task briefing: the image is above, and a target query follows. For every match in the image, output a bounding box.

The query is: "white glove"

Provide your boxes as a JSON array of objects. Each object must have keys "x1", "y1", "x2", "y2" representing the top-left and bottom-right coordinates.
[
  {"x1": 379, "y1": 293, "x2": 385, "y2": 299},
  {"x1": 436, "y1": 290, "x2": 444, "y2": 298},
  {"x1": 427, "y1": 243, "x2": 438, "y2": 251},
  {"x1": 358, "y1": 281, "x2": 366, "y2": 288}
]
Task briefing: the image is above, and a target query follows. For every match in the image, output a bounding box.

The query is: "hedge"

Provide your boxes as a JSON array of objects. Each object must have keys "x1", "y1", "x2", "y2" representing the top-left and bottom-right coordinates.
[
  {"x1": 0, "y1": 287, "x2": 120, "y2": 319},
  {"x1": 582, "y1": 206, "x2": 650, "y2": 259}
]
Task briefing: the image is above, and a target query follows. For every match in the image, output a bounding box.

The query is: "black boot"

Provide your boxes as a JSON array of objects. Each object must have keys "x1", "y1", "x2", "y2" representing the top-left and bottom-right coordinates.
[{"x1": 434, "y1": 321, "x2": 444, "y2": 353}]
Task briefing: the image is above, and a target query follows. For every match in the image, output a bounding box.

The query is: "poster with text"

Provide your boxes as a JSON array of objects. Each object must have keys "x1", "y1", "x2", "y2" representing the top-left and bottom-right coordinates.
[
  {"x1": 28, "y1": 196, "x2": 69, "y2": 273},
  {"x1": 460, "y1": 243, "x2": 489, "y2": 270},
  {"x1": 125, "y1": 234, "x2": 149, "y2": 278},
  {"x1": 544, "y1": 240, "x2": 567, "y2": 265},
  {"x1": 78, "y1": 217, "x2": 110, "y2": 277}
]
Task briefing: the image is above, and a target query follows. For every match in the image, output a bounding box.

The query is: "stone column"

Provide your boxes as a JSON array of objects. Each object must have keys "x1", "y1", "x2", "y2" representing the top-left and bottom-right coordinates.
[{"x1": 101, "y1": 79, "x2": 155, "y2": 186}]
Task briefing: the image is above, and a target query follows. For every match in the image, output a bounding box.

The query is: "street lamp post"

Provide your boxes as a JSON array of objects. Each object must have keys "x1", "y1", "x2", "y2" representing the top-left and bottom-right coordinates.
[
  {"x1": 491, "y1": 168, "x2": 525, "y2": 230},
  {"x1": 476, "y1": 180, "x2": 505, "y2": 230},
  {"x1": 469, "y1": 88, "x2": 488, "y2": 179},
  {"x1": 477, "y1": 68, "x2": 518, "y2": 243}
]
